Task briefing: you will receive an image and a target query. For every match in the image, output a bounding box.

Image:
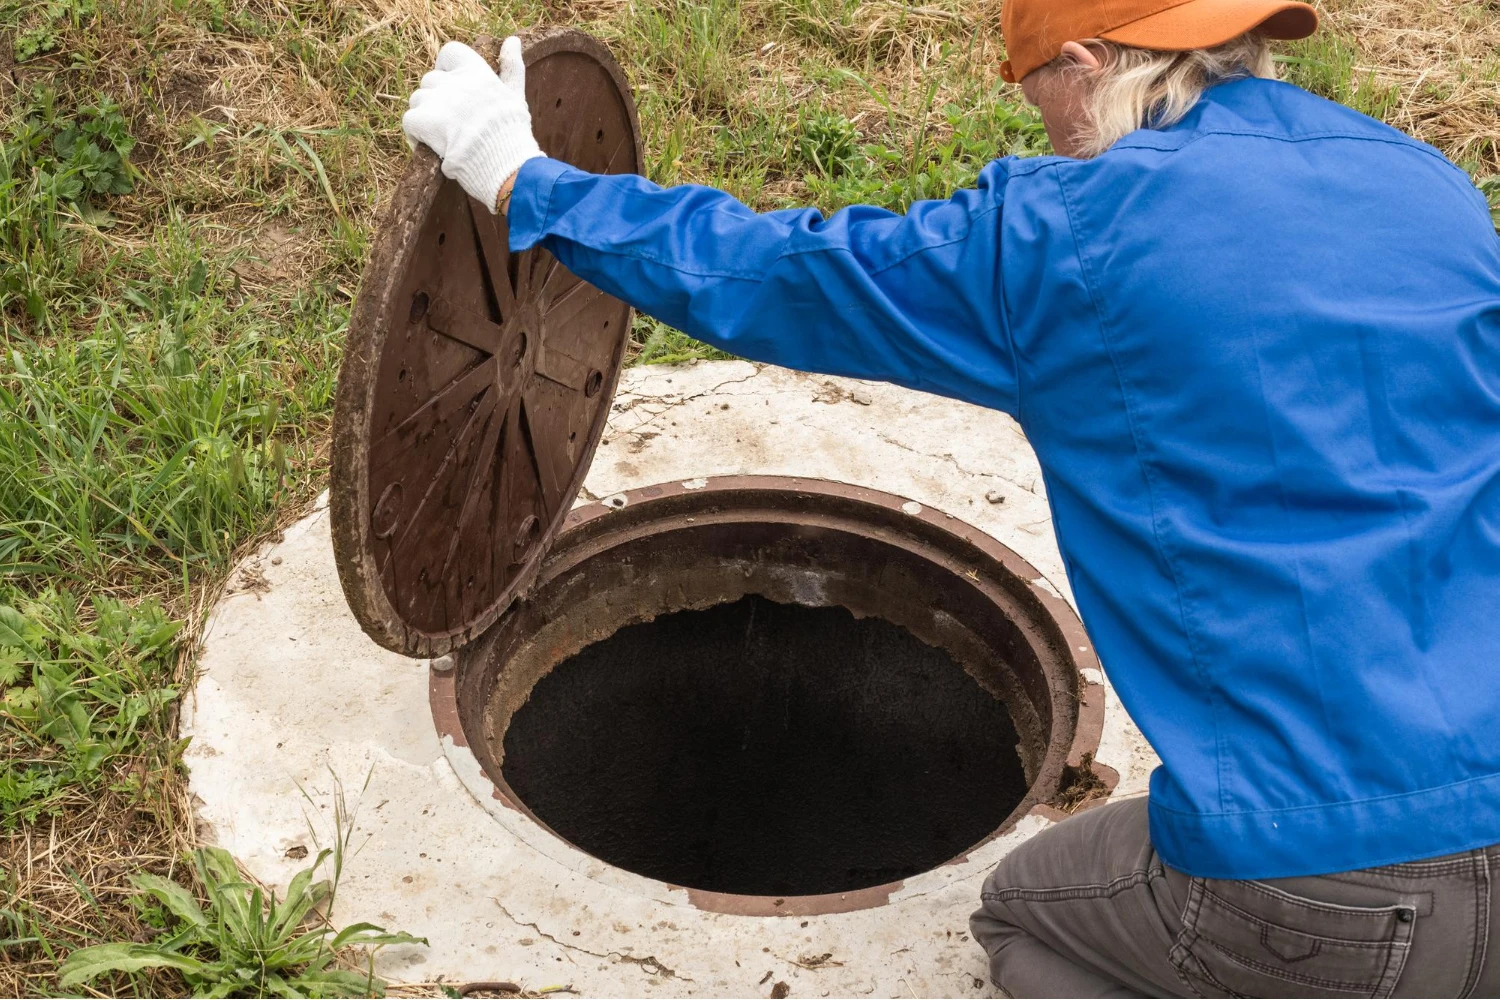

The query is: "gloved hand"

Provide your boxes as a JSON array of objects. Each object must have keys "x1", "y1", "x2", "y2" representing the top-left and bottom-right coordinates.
[{"x1": 402, "y1": 37, "x2": 543, "y2": 213}]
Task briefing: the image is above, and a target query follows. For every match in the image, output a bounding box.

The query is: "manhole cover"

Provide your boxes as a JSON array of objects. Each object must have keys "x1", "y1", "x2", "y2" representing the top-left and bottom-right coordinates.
[{"x1": 331, "y1": 28, "x2": 641, "y2": 657}]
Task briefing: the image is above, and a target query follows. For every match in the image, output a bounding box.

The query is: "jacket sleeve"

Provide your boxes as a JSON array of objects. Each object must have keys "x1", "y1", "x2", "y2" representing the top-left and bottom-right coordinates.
[{"x1": 506, "y1": 156, "x2": 1022, "y2": 415}]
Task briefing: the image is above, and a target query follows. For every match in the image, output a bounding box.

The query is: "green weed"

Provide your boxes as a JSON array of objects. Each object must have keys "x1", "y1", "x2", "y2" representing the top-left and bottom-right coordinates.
[
  {"x1": 49, "y1": 97, "x2": 136, "y2": 202},
  {"x1": 59, "y1": 844, "x2": 425, "y2": 997},
  {"x1": 1476, "y1": 174, "x2": 1500, "y2": 229},
  {"x1": 4, "y1": 87, "x2": 135, "y2": 213},
  {"x1": 0, "y1": 587, "x2": 178, "y2": 825},
  {"x1": 798, "y1": 108, "x2": 863, "y2": 177},
  {"x1": 9, "y1": 0, "x2": 98, "y2": 62},
  {"x1": 633, "y1": 316, "x2": 736, "y2": 365},
  {"x1": 1277, "y1": 33, "x2": 1402, "y2": 121},
  {"x1": 802, "y1": 77, "x2": 1048, "y2": 213},
  {"x1": 0, "y1": 87, "x2": 140, "y2": 316}
]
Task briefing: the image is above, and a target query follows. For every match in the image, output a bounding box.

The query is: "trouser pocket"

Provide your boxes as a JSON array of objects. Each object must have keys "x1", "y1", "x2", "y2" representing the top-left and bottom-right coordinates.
[{"x1": 1170, "y1": 876, "x2": 1416, "y2": 998}]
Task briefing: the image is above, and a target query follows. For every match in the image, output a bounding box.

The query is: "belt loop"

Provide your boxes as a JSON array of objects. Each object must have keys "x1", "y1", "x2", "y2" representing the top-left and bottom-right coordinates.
[{"x1": 1460, "y1": 849, "x2": 1491, "y2": 998}]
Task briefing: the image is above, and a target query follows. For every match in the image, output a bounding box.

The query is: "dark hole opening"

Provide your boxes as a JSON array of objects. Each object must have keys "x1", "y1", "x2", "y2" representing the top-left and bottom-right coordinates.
[{"x1": 500, "y1": 595, "x2": 1028, "y2": 898}]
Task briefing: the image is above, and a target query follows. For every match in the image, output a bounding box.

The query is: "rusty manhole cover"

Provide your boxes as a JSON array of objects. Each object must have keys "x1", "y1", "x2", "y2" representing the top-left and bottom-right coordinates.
[{"x1": 331, "y1": 29, "x2": 642, "y2": 657}]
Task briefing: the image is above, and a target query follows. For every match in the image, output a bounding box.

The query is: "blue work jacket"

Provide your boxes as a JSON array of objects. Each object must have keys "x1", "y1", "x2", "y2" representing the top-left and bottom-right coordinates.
[{"x1": 508, "y1": 77, "x2": 1500, "y2": 880}]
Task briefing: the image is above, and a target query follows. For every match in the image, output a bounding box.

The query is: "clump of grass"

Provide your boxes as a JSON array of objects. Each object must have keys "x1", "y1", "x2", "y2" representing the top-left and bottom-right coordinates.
[
  {"x1": 772, "y1": 0, "x2": 975, "y2": 64},
  {"x1": 2, "y1": 782, "x2": 196, "y2": 997},
  {"x1": 632, "y1": 316, "x2": 736, "y2": 365},
  {"x1": 0, "y1": 587, "x2": 180, "y2": 827},
  {"x1": 630, "y1": 0, "x2": 750, "y2": 116},
  {"x1": 0, "y1": 306, "x2": 305, "y2": 582},
  {"x1": 60, "y1": 844, "x2": 424, "y2": 997},
  {"x1": 800, "y1": 72, "x2": 1048, "y2": 212},
  {"x1": 1278, "y1": 33, "x2": 1403, "y2": 121},
  {"x1": 1476, "y1": 174, "x2": 1500, "y2": 228},
  {"x1": 797, "y1": 107, "x2": 863, "y2": 176},
  {"x1": 51, "y1": 769, "x2": 424, "y2": 998},
  {"x1": 10, "y1": 0, "x2": 98, "y2": 63}
]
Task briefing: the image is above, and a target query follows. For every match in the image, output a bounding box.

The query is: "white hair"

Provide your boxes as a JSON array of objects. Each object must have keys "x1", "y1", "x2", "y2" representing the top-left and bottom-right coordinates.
[{"x1": 1059, "y1": 33, "x2": 1277, "y2": 157}]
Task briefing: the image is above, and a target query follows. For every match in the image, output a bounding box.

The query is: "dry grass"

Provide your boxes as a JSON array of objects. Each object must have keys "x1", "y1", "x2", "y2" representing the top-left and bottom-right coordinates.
[
  {"x1": 1318, "y1": 0, "x2": 1500, "y2": 171},
  {"x1": 2, "y1": 783, "x2": 196, "y2": 996}
]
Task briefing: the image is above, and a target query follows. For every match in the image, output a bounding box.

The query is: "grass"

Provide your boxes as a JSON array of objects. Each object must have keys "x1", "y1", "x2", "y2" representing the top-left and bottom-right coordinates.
[
  {"x1": 0, "y1": 0, "x2": 1496, "y2": 995},
  {"x1": 56, "y1": 777, "x2": 425, "y2": 998}
]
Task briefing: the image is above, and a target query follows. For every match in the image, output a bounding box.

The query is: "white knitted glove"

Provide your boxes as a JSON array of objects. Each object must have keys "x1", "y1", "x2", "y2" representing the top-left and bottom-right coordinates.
[{"x1": 402, "y1": 37, "x2": 543, "y2": 213}]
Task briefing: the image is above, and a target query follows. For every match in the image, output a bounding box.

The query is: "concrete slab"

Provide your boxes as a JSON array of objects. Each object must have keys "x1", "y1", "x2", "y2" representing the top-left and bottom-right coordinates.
[{"x1": 182, "y1": 361, "x2": 1157, "y2": 997}]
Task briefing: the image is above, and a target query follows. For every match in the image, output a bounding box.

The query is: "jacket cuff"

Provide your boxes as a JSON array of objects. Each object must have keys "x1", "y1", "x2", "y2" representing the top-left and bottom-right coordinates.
[{"x1": 506, "y1": 157, "x2": 576, "y2": 251}]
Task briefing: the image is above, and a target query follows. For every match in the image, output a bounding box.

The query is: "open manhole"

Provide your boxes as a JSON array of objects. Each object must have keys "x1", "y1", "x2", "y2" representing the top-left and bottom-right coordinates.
[
  {"x1": 331, "y1": 30, "x2": 1105, "y2": 915},
  {"x1": 499, "y1": 596, "x2": 1027, "y2": 898},
  {"x1": 438, "y1": 479, "x2": 1104, "y2": 910}
]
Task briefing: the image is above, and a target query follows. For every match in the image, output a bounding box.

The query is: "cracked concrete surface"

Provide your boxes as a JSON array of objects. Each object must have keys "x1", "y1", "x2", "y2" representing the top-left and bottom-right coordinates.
[
  {"x1": 490, "y1": 899, "x2": 689, "y2": 981},
  {"x1": 182, "y1": 360, "x2": 1156, "y2": 998}
]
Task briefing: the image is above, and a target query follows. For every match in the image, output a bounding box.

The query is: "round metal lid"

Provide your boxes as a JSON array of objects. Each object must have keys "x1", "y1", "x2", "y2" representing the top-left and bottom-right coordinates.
[{"x1": 330, "y1": 28, "x2": 642, "y2": 657}]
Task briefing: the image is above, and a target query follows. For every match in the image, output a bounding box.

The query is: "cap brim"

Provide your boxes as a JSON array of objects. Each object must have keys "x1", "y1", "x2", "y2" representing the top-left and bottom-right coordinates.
[{"x1": 1101, "y1": 0, "x2": 1317, "y2": 51}]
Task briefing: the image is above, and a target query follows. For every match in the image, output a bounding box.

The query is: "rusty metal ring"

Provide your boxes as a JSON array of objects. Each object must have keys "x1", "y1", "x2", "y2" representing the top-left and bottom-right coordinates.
[{"x1": 432, "y1": 476, "x2": 1112, "y2": 916}]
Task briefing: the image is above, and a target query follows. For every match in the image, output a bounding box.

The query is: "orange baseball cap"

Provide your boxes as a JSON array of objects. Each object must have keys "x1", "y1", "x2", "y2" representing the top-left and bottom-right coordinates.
[{"x1": 1000, "y1": 0, "x2": 1319, "y2": 83}]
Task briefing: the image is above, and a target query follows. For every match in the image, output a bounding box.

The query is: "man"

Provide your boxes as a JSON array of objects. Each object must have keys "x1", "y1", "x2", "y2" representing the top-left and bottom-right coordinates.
[{"x1": 402, "y1": 0, "x2": 1500, "y2": 993}]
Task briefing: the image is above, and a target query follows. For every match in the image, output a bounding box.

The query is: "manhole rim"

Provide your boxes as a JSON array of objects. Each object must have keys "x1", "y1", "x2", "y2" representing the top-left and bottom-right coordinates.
[{"x1": 430, "y1": 475, "x2": 1108, "y2": 916}]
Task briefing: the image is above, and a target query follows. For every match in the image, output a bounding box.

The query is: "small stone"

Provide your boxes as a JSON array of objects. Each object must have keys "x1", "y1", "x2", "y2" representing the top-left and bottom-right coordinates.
[{"x1": 986, "y1": 490, "x2": 1005, "y2": 504}]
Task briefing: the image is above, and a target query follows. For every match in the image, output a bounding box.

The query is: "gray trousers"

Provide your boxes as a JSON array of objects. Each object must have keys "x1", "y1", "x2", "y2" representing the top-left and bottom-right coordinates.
[{"x1": 970, "y1": 798, "x2": 1500, "y2": 998}]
